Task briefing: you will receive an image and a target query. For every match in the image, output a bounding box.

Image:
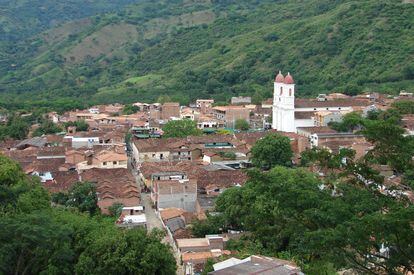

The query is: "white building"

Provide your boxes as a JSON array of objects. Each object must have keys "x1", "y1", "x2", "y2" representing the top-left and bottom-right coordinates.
[
  {"x1": 272, "y1": 71, "x2": 296, "y2": 132},
  {"x1": 272, "y1": 71, "x2": 370, "y2": 133}
]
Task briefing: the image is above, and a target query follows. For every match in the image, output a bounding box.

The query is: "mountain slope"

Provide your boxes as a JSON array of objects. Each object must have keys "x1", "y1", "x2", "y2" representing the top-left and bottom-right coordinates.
[
  {"x1": 0, "y1": 0, "x2": 140, "y2": 41},
  {"x1": 0, "y1": 0, "x2": 413, "y2": 110}
]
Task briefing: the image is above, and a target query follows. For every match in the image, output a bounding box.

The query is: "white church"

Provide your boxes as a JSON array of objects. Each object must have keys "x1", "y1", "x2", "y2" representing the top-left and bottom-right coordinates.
[{"x1": 272, "y1": 71, "x2": 370, "y2": 133}]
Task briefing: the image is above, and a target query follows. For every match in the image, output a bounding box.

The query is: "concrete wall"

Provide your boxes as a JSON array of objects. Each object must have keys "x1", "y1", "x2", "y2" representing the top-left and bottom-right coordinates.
[{"x1": 158, "y1": 192, "x2": 197, "y2": 212}]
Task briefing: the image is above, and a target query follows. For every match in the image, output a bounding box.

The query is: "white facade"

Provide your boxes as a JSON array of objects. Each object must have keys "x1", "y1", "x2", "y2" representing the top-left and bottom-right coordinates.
[
  {"x1": 272, "y1": 72, "x2": 357, "y2": 133},
  {"x1": 272, "y1": 73, "x2": 296, "y2": 133}
]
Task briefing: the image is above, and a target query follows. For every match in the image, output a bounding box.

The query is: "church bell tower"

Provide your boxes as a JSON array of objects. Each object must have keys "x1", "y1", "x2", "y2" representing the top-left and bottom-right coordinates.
[{"x1": 272, "y1": 71, "x2": 295, "y2": 132}]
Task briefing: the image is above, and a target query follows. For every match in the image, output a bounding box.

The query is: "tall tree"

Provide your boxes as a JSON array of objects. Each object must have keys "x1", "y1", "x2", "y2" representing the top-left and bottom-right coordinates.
[
  {"x1": 250, "y1": 133, "x2": 293, "y2": 169},
  {"x1": 162, "y1": 119, "x2": 202, "y2": 138},
  {"x1": 234, "y1": 119, "x2": 250, "y2": 131}
]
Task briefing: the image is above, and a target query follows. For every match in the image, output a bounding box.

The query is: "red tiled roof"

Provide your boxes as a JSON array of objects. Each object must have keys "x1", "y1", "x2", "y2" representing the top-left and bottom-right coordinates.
[
  {"x1": 295, "y1": 98, "x2": 370, "y2": 108},
  {"x1": 44, "y1": 171, "x2": 79, "y2": 193}
]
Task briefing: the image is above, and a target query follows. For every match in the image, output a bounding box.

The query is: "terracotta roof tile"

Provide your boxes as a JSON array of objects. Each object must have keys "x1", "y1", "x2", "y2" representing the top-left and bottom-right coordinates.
[{"x1": 295, "y1": 98, "x2": 370, "y2": 108}]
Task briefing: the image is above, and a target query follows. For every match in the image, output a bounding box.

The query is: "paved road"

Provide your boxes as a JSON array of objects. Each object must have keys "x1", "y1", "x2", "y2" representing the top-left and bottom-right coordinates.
[
  {"x1": 141, "y1": 193, "x2": 163, "y2": 230},
  {"x1": 129, "y1": 161, "x2": 184, "y2": 274}
]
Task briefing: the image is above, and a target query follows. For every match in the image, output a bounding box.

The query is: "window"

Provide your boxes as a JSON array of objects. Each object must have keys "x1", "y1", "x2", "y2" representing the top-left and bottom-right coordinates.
[
  {"x1": 280, "y1": 87, "x2": 283, "y2": 96},
  {"x1": 289, "y1": 89, "x2": 292, "y2": 96},
  {"x1": 103, "y1": 162, "x2": 107, "y2": 165},
  {"x1": 113, "y1": 161, "x2": 117, "y2": 165}
]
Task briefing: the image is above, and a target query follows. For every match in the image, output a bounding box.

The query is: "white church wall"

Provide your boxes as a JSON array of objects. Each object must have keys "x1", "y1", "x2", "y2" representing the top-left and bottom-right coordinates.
[{"x1": 295, "y1": 119, "x2": 314, "y2": 129}]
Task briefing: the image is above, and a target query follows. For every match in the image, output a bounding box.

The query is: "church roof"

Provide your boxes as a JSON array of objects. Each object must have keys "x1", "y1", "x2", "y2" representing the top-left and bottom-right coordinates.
[
  {"x1": 275, "y1": 71, "x2": 285, "y2": 83},
  {"x1": 284, "y1": 72, "x2": 294, "y2": 84},
  {"x1": 295, "y1": 99, "x2": 370, "y2": 108}
]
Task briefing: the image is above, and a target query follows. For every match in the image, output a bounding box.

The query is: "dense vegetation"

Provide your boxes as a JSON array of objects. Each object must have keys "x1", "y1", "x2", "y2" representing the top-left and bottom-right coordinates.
[
  {"x1": 162, "y1": 119, "x2": 202, "y2": 138},
  {"x1": 193, "y1": 108, "x2": 414, "y2": 273},
  {"x1": 0, "y1": 155, "x2": 176, "y2": 274},
  {"x1": 0, "y1": 0, "x2": 413, "y2": 111},
  {"x1": 0, "y1": 0, "x2": 140, "y2": 41}
]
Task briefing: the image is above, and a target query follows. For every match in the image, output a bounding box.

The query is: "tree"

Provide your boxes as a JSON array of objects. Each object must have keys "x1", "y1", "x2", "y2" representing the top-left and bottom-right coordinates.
[
  {"x1": 0, "y1": 212, "x2": 74, "y2": 275},
  {"x1": 64, "y1": 120, "x2": 89, "y2": 132},
  {"x1": 250, "y1": 133, "x2": 293, "y2": 169},
  {"x1": 209, "y1": 166, "x2": 414, "y2": 274},
  {"x1": 329, "y1": 112, "x2": 364, "y2": 132},
  {"x1": 33, "y1": 120, "x2": 63, "y2": 136},
  {"x1": 108, "y1": 202, "x2": 124, "y2": 217},
  {"x1": 362, "y1": 120, "x2": 414, "y2": 173},
  {"x1": 0, "y1": 154, "x2": 177, "y2": 274},
  {"x1": 6, "y1": 116, "x2": 29, "y2": 140},
  {"x1": 157, "y1": 95, "x2": 172, "y2": 104},
  {"x1": 392, "y1": 100, "x2": 414, "y2": 115},
  {"x1": 52, "y1": 182, "x2": 99, "y2": 215},
  {"x1": 122, "y1": 104, "x2": 140, "y2": 115},
  {"x1": 234, "y1": 119, "x2": 249, "y2": 131},
  {"x1": 219, "y1": 151, "x2": 237, "y2": 160},
  {"x1": 0, "y1": 155, "x2": 49, "y2": 212},
  {"x1": 75, "y1": 229, "x2": 176, "y2": 274},
  {"x1": 162, "y1": 119, "x2": 202, "y2": 138}
]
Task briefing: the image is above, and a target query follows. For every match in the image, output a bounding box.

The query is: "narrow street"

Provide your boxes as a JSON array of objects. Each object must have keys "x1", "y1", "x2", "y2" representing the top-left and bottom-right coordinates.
[{"x1": 129, "y1": 157, "x2": 184, "y2": 274}]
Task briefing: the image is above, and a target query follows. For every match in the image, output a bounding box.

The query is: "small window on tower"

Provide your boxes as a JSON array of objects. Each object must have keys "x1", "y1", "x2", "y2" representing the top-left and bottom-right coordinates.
[
  {"x1": 289, "y1": 89, "x2": 292, "y2": 96},
  {"x1": 280, "y1": 87, "x2": 283, "y2": 96}
]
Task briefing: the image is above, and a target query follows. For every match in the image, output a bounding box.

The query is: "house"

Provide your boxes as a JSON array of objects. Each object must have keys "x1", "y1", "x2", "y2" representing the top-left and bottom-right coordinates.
[
  {"x1": 177, "y1": 234, "x2": 234, "y2": 270},
  {"x1": 231, "y1": 96, "x2": 252, "y2": 105},
  {"x1": 177, "y1": 235, "x2": 226, "y2": 253},
  {"x1": 139, "y1": 161, "x2": 201, "y2": 188},
  {"x1": 210, "y1": 255, "x2": 303, "y2": 275},
  {"x1": 197, "y1": 115, "x2": 225, "y2": 130},
  {"x1": 26, "y1": 158, "x2": 66, "y2": 183},
  {"x1": 37, "y1": 146, "x2": 66, "y2": 160},
  {"x1": 131, "y1": 137, "x2": 196, "y2": 164},
  {"x1": 196, "y1": 99, "x2": 214, "y2": 114},
  {"x1": 76, "y1": 148, "x2": 128, "y2": 171},
  {"x1": 181, "y1": 107, "x2": 200, "y2": 121},
  {"x1": 65, "y1": 136, "x2": 100, "y2": 148},
  {"x1": 15, "y1": 137, "x2": 47, "y2": 150},
  {"x1": 308, "y1": 131, "x2": 365, "y2": 149},
  {"x1": 152, "y1": 178, "x2": 197, "y2": 212},
  {"x1": 2, "y1": 147, "x2": 38, "y2": 171},
  {"x1": 80, "y1": 168, "x2": 140, "y2": 214},
  {"x1": 160, "y1": 208, "x2": 194, "y2": 237},
  {"x1": 161, "y1": 102, "x2": 180, "y2": 120},
  {"x1": 116, "y1": 206, "x2": 147, "y2": 229},
  {"x1": 43, "y1": 170, "x2": 79, "y2": 193},
  {"x1": 313, "y1": 110, "x2": 350, "y2": 127},
  {"x1": 212, "y1": 106, "x2": 250, "y2": 128},
  {"x1": 272, "y1": 71, "x2": 371, "y2": 132}
]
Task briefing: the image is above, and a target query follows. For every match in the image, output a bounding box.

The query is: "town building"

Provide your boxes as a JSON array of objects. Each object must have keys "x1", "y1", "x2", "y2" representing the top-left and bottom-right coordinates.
[
  {"x1": 212, "y1": 106, "x2": 250, "y2": 128},
  {"x1": 116, "y1": 206, "x2": 147, "y2": 229},
  {"x1": 272, "y1": 71, "x2": 371, "y2": 132},
  {"x1": 152, "y1": 178, "x2": 197, "y2": 212},
  {"x1": 161, "y1": 102, "x2": 180, "y2": 120},
  {"x1": 196, "y1": 99, "x2": 214, "y2": 114},
  {"x1": 210, "y1": 255, "x2": 303, "y2": 275},
  {"x1": 231, "y1": 96, "x2": 252, "y2": 105}
]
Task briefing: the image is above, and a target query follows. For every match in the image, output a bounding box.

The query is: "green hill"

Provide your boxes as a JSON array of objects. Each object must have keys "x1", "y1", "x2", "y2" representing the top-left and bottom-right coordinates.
[{"x1": 0, "y1": 0, "x2": 413, "y2": 111}]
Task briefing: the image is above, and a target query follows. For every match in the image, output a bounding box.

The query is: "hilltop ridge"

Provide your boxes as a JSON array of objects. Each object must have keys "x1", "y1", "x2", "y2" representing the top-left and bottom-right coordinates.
[{"x1": 0, "y1": 0, "x2": 413, "y2": 110}]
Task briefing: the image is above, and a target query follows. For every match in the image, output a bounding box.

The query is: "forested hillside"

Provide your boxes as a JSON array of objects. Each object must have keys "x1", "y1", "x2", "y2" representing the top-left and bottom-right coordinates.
[
  {"x1": 0, "y1": 0, "x2": 140, "y2": 40},
  {"x1": 0, "y1": 0, "x2": 413, "y2": 111}
]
